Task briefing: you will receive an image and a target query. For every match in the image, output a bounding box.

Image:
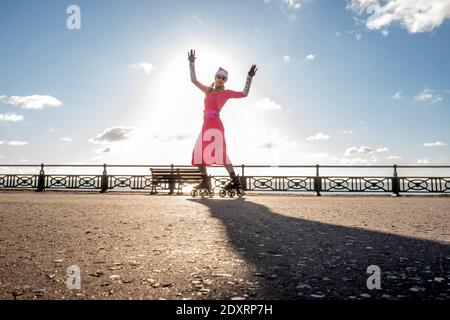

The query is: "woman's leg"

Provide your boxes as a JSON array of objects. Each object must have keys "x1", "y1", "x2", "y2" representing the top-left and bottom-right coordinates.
[
  {"x1": 197, "y1": 164, "x2": 208, "y2": 178},
  {"x1": 193, "y1": 164, "x2": 211, "y2": 189},
  {"x1": 224, "y1": 163, "x2": 242, "y2": 189},
  {"x1": 224, "y1": 163, "x2": 237, "y2": 179}
]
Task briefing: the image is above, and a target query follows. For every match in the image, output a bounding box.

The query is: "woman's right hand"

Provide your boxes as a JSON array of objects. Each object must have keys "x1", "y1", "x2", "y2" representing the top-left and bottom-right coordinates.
[{"x1": 188, "y1": 49, "x2": 196, "y2": 63}]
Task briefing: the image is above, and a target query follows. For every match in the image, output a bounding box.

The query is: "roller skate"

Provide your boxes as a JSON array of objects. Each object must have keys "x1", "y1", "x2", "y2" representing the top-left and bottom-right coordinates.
[
  {"x1": 219, "y1": 175, "x2": 246, "y2": 198},
  {"x1": 191, "y1": 175, "x2": 214, "y2": 199}
]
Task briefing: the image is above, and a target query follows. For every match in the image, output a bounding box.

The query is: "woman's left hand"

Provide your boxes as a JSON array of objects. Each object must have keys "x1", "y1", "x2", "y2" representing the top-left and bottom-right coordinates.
[{"x1": 248, "y1": 64, "x2": 258, "y2": 77}]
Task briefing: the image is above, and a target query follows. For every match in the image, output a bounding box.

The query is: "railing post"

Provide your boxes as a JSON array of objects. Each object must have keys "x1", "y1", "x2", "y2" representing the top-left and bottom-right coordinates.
[
  {"x1": 100, "y1": 163, "x2": 108, "y2": 193},
  {"x1": 240, "y1": 164, "x2": 246, "y2": 190},
  {"x1": 392, "y1": 164, "x2": 400, "y2": 197},
  {"x1": 36, "y1": 163, "x2": 45, "y2": 192},
  {"x1": 314, "y1": 164, "x2": 322, "y2": 196}
]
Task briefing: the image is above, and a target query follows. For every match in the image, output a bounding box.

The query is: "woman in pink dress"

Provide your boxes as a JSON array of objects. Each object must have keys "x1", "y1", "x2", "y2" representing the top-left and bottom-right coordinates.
[{"x1": 188, "y1": 49, "x2": 257, "y2": 191}]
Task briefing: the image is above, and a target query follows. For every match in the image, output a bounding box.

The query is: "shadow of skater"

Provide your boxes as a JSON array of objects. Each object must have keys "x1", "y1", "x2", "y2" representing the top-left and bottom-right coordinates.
[{"x1": 187, "y1": 198, "x2": 450, "y2": 300}]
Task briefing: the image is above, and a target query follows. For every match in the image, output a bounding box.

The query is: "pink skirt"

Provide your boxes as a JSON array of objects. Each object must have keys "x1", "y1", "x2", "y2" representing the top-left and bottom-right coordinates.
[{"x1": 191, "y1": 117, "x2": 231, "y2": 166}]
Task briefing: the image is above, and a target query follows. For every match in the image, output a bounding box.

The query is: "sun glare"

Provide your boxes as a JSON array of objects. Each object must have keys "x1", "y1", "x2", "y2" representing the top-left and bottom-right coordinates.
[{"x1": 122, "y1": 39, "x2": 280, "y2": 166}]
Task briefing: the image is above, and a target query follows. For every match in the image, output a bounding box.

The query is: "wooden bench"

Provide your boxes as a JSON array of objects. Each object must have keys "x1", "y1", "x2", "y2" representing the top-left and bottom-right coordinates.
[{"x1": 150, "y1": 167, "x2": 204, "y2": 195}]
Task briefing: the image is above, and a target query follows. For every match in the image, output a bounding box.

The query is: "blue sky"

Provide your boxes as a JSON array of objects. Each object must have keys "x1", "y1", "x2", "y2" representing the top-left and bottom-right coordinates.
[{"x1": 0, "y1": 0, "x2": 449, "y2": 174}]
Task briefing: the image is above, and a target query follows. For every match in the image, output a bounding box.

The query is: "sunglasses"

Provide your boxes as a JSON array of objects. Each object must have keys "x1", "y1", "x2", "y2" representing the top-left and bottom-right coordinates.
[{"x1": 216, "y1": 76, "x2": 227, "y2": 81}]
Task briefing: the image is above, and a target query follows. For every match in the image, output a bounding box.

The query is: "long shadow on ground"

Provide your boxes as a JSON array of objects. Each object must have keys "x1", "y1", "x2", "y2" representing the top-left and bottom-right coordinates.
[{"x1": 187, "y1": 198, "x2": 450, "y2": 300}]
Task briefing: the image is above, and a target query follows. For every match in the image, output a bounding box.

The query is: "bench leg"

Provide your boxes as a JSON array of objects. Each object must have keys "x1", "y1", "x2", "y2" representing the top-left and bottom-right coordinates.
[
  {"x1": 150, "y1": 180, "x2": 158, "y2": 195},
  {"x1": 169, "y1": 180, "x2": 175, "y2": 195}
]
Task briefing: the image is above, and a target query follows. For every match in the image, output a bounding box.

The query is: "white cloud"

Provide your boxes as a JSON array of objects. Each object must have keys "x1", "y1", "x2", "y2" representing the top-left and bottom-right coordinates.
[
  {"x1": 355, "y1": 33, "x2": 362, "y2": 40},
  {"x1": 154, "y1": 132, "x2": 191, "y2": 143},
  {"x1": 304, "y1": 54, "x2": 315, "y2": 62},
  {"x1": 336, "y1": 31, "x2": 342, "y2": 37},
  {"x1": 18, "y1": 159, "x2": 29, "y2": 162},
  {"x1": 417, "y1": 157, "x2": 431, "y2": 164},
  {"x1": 424, "y1": 141, "x2": 447, "y2": 147},
  {"x1": 306, "y1": 132, "x2": 330, "y2": 141},
  {"x1": 264, "y1": 0, "x2": 308, "y2": 20},
  {"x1": 333, "y1": 154, "x2": 380, "y2": 164},
  {"x1": 280, "y1": 0, "x2": 303, "y2": 19},
  {"x1": 253, "y1": 97, "x2": 283, "y2": 111},
  {"x1": 7, "y1": 95, "x2": 62, "y2": 109},
  {"x1": 344, "y1": 147, "x2": 358, "y2": 156},
  {"x1": 0, "y1": 95, "x2": 6, "y2": 103},
  {"x1": 369, "y1": 155, "x2": 379, "y2": 163},
  {"x1": 342, "y1": 129, "x2": 355, "y2": 135},
  {"x1": 347, "y1": 0, "x2": 450, "y2": 34},
  {"x1": 131, "y1": 63, "x2": 156, "y2": 74},
  {"x1": 60, "y1": 137, "x2": 73, "y2": 142},
  {"x1": 358, "y1": 146, "x2": 373, "y2": 154},
  {"x1": 0, "y1": 113, "x2": 24, "y2": 122},
  {"x1": 376, "y1": 147, "x2": 389, "y2": 152},
  {"x1": 344, "y1": 145, "x2": 373, "y2": 156},
  {"x1": 387, "y1": 155, "x2": 402, "y2": 160},
  {"x1": 414, "y1": 88, "x2": 443, "y2": 104},
  {"x1": 96, "y1": 146, "x2": 111, "y2": 154},
  {"x1": 285, "y1": 0, "x2": 302, "y2": 10},
  {"x1": 393, "y1": 91, "x2": 402, "y2": 100},
  {"x1": 7, "y1": 141, "x2": 28, "y2": 146},
  {"x1": 283, "y1": 55, "x2": 291, "y2": 63},
  {"x1": 88, "y1": 126, "x2": 134, "y2": 144},
  {"x1": 340, "y1": 157, "x2": 369, "y2": 164}
]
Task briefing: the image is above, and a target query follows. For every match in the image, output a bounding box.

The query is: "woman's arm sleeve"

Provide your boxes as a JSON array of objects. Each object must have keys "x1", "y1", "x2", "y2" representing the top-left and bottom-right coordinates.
[
  {"x1": 226, "y1": 74, "x2": 255, "y2": 99},
  {"x1": 242, "y1": 75, "x2": 253, "y2": 97},
  {"x1": 189, "y1": 61, "x2": 198, "y2": 82},
  {"x1": 189, "y1": 61, "x2": 209, "y2": 93},
  {"x1": 227, "y1": 90, "x2": 246, "y2": 99}
]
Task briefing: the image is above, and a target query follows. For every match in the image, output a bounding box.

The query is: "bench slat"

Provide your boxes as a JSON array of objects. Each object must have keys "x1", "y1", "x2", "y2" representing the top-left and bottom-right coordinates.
[{"x1": 151, "y1": 169, "x2": 201, "y2": 173}]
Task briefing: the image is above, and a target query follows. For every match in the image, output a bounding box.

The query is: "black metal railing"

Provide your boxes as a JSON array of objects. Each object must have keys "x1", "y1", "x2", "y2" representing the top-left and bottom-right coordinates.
[{"x1": 0, "y1": 163, "x2": 449, "y2": 195}]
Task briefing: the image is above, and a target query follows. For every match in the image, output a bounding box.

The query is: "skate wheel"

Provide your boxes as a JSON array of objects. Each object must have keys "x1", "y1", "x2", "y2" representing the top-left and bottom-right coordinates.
[
  {"x1": 237, "y1": 189, "x2": 245, "y2": 198},
  {"x1": 200, "y1": 189, "x2": 213, "y2": 199},
  {"x1": 228, "y1": 190, "x2": 236, "y2": 197},
  {"x1": 191, "y1": 190, "x2": 198, "y2": 197},
  {"x1": 219, "y1": 189, "x2": 227, "y2": 197}
]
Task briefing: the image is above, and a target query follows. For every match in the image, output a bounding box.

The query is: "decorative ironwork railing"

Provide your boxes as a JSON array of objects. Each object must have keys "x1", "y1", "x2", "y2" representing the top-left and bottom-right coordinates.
[{"x1": 0, "y1": 163, "x2": 449, "y2": 195}]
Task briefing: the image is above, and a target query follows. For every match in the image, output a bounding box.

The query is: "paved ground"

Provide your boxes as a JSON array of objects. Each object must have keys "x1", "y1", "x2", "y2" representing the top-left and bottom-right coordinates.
[{"x1": 0, "y1": 190, "x2": 449, "y2": 300}]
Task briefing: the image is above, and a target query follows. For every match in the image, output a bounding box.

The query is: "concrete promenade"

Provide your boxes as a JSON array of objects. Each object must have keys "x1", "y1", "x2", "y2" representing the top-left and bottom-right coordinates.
[{"x1": 0, "y1": 190, "x2": 449, "y2": 300}]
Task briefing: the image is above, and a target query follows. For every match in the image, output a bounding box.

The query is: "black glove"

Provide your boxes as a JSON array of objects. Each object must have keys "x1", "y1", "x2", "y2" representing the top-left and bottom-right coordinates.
[
  {"x1": 248, "y1": 64, "x2": 258, "y2": 77},
  {"x1": 188, "y1": 49, "x2": 196, "y2": 63}
]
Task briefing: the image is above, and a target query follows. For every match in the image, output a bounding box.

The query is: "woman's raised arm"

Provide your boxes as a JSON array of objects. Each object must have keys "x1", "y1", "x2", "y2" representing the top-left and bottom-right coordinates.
[
  {"x1": 188, "y1": 49, "x2": 209, "y2": 94},
  {"x1": 242, "y1": 64, "x2": 258, "y2": 97}
]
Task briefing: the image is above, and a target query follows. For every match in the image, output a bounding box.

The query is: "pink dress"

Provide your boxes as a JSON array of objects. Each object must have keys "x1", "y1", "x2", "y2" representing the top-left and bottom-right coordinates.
[{"x1": 191, "y1": 89, "x2": 245, "y2": 166}]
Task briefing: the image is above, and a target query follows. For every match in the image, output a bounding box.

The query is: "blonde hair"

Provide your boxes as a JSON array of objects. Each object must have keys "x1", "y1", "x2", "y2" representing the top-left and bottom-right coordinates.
[{"x1": 207, "y1": 82, "x2": 225, "y2": 93}]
